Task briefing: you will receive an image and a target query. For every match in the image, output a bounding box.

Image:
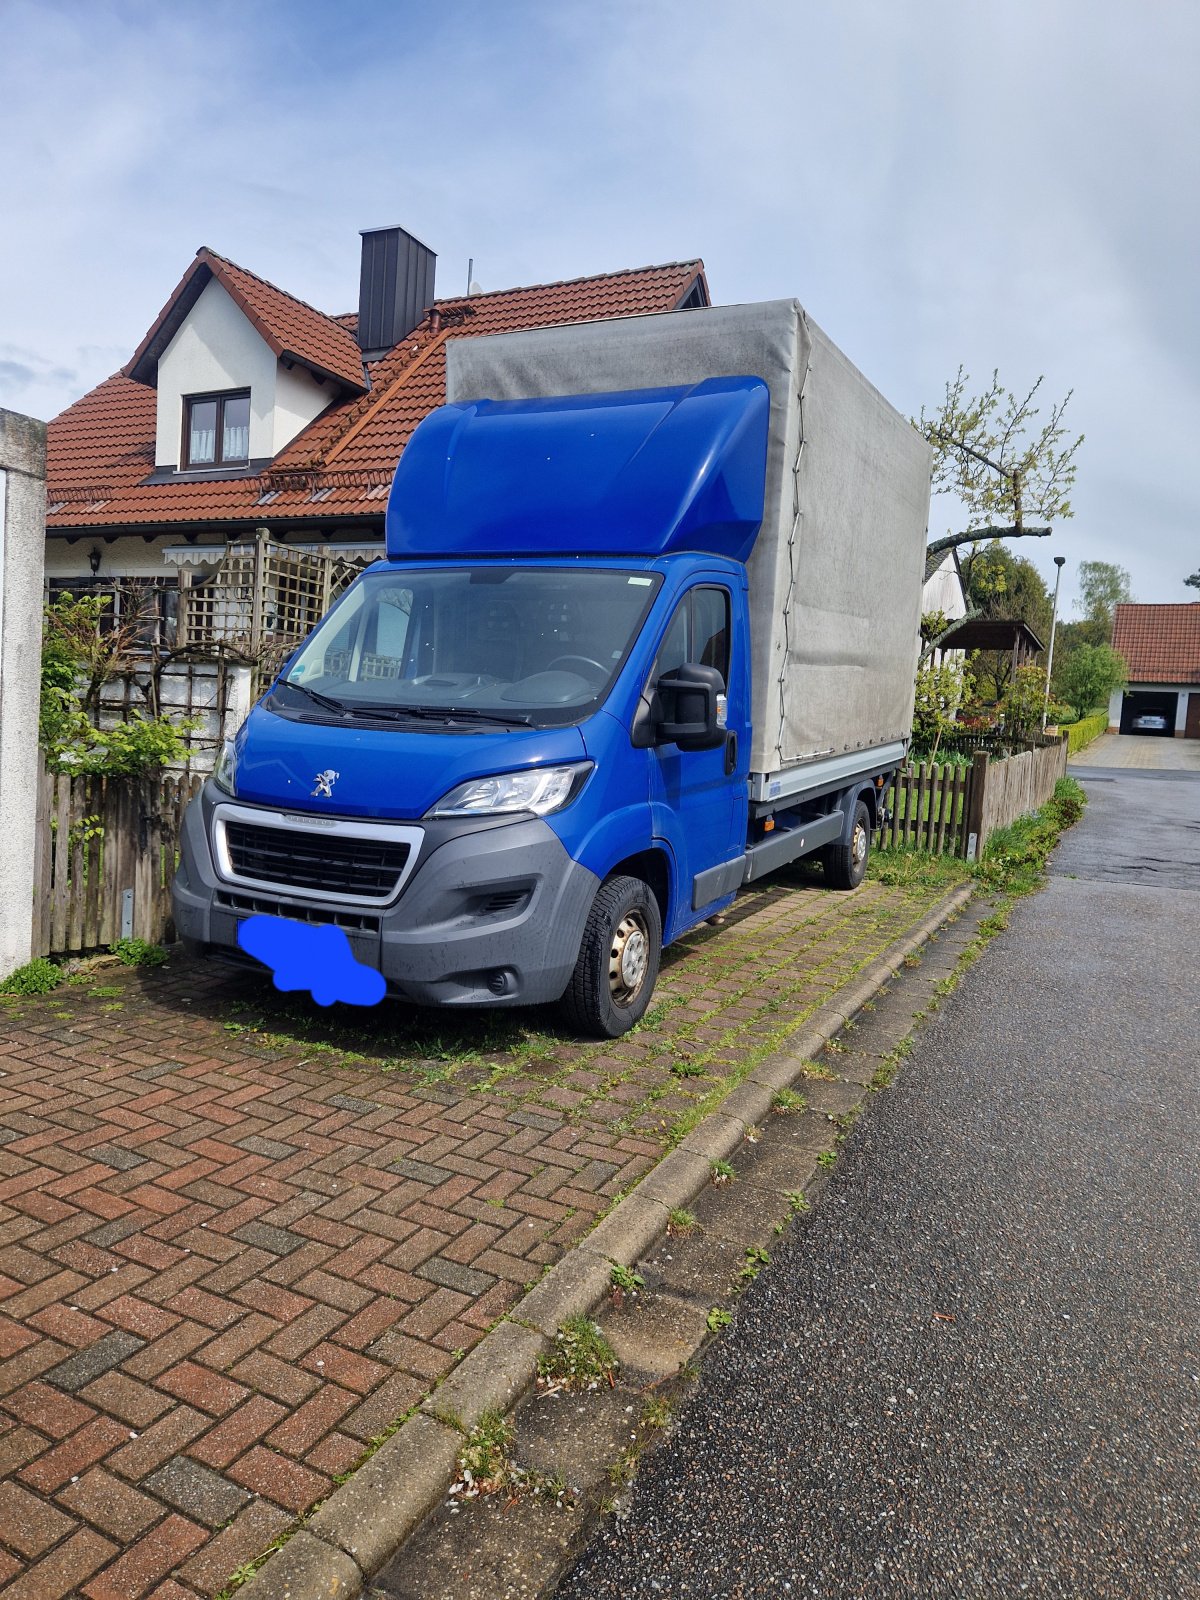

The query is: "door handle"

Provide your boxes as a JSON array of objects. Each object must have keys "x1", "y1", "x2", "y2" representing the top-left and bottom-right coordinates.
[{"x1": 724, "y1": 731, "x2": 738, "y2": 776}]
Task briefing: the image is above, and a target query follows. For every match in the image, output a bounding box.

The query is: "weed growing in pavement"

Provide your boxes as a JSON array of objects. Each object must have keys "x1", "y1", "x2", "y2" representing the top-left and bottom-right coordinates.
[
  {"x1": 610, "y1": 1263, "x2": 645, "y2": 1294},
  {"x1": 736, "y1": 1245, "x2": 770, "y2": 1286},
  {"x1": 785, "y1": 1189, "x2": 811, "y2": 1216},
  {"x1": 710, "y1": 1158, "x2": 736, "y2": 1185},
  {"x1": 450, "y1": 1410, "x2": 571, "y2": 1507},
  {"x1": 642, "y1": 1394, "x2": 673, "y2": 1429},
  {"x1": 743, "y1": 1123, "x2": 762, "y2": 1143},
  {"x1": 772, "y1": 1088, "x2": 807, "y2": 1114},
  {"x1": 800, "y1": 1058, "x2": 837, "y2": 1081},
  {"x1": 706, "y1": 1307, "x2": 732, "y2": 1331},
  {"x1": 109, "y1": 937, "x2": 168, "y2": 967},
  {"x1": 817, "y1": 1149, "x2": 838, "y2": 1171},
  {"x1": 0, "y1": 958, "x2": 63, "y2": 996},
  {"x1": 667, "y1": 1207, "x2": 698, "y2": 1236},
  {"x1": 669, "y1": 1058, "x2": 707, "y2": 1078},
  {"x1": 537, "y1": 1316, "x2": 618, "y2": 1393}
]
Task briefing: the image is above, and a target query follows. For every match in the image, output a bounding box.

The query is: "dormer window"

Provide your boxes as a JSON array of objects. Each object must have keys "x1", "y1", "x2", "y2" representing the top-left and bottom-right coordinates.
[{"x1": 184, "y1": 391, "x2": 250, "y2": 469}]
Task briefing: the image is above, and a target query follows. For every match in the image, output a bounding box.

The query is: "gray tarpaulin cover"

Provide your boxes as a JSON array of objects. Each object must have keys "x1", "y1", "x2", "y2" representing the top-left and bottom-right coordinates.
[{"x1": 447, "y1": 300, "x2": 931, "y2": 781}]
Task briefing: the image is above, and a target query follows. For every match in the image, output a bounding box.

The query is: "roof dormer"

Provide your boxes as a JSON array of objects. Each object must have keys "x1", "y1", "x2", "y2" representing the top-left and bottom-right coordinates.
[{"x1": 124, "y1": 248, "x2": 368, "y2": 475}]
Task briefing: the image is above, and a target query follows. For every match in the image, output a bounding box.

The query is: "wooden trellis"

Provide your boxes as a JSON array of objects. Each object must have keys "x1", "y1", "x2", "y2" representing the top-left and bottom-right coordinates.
[{"x1": 176, "y1": 529, "x2": 367, "y2": 681}]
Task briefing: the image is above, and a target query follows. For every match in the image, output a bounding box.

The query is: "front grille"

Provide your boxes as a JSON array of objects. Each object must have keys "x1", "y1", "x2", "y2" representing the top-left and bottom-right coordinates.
[
  {"x1": 214, "y1": 890, "x2": 381, "y2": 934},
  {"x1": 223, "y1": 821, "x2": 410, "y2": 898}
]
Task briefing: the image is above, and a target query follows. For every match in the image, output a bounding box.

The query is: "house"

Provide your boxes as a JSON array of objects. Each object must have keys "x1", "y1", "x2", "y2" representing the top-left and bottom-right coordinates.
[
  {"x1": 1110, "y1": 602, "x2": 1200, "y2": 737},
  {"x1": 921, "y1": 547, "x2": 968, "y2": 628},
  {"x1": 45, "y1": 226, "x2": 710, "y2": 639}
]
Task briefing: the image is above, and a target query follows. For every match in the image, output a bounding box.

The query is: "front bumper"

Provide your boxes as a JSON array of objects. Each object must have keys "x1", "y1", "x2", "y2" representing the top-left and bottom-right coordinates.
[{"x1": 172, "y1": 783, "x2": 599, "y2": 1007}]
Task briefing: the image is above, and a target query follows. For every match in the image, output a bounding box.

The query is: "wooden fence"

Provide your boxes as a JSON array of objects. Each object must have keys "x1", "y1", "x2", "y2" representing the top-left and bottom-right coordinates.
[
  {"x1": 29, "y1": 738, "x2": 1070, "y2": 959},
  {"x1": 879, "y1": 738, "x2": 1069, "y2": 860},
  {"x1": 33, "y1": 763, "x2": 202, "y2": 958}
]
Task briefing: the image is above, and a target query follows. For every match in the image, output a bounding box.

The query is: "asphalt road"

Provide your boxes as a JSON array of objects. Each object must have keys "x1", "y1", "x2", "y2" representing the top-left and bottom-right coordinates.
[{"x1": 558, "y1": 769, "x2": 1200, "y2": 1600}]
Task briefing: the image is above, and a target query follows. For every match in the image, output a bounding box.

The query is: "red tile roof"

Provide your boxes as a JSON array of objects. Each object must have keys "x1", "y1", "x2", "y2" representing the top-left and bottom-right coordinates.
[
  {"x1": 48, "y1": 258, "x2": 707, "y2": 533},
  {"x1": 1112, "y1": 603, "x2": 1200, "y2": 684}
]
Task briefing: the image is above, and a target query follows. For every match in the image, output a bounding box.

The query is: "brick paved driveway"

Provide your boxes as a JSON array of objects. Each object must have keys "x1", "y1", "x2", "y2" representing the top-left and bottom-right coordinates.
[{"x1": 0, "y1": 868, "x2": 956, "y2": 1598}]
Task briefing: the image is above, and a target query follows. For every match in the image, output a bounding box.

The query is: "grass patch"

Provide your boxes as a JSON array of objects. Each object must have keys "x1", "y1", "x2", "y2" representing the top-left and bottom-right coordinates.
[
  {"x1": 772, "y1": 1088, "x2": 807, "y2": 1115},
  {"x1": 537, "y1": 1316, "x2": 618, "y2": 1393}
]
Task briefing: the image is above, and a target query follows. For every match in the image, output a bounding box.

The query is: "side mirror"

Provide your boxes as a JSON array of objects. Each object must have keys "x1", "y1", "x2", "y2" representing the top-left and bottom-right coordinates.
[{"x1": 656, "y1": 663, "x2": 726, "y2": 751}]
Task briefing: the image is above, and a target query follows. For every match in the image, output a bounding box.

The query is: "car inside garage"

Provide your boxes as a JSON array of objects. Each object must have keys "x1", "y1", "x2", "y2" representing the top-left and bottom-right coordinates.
[{"x1": 1120, "y1": 690, "x2": 1176, "y2": 736}]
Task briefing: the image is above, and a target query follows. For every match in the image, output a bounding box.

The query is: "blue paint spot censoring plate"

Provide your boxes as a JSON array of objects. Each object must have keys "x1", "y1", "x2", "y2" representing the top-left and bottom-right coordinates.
[{"x1": 237, "y1": 915, "x2": 386, "y2": 1008}]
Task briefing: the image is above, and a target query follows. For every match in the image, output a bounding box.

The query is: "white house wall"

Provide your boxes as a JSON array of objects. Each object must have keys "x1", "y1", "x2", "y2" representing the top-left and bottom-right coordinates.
[
  {"x1": 273, "y1": 360, "x2": 335, "y2": 456},
  {"x1": 921, "y1": 552, "x2": 967, "y2": 620},
  {"x1": 155, "y1": 280, "x2": 278, "y2": 467},
  {"x1": 45, "y1": 534, "x2": 193, "y2": 581},
  {"x1": 153, "y1": 280, "x2": 336, "y2": 469}
]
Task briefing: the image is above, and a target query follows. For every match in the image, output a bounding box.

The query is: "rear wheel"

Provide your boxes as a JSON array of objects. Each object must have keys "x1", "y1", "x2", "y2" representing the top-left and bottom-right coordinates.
[
  {"x1": 561, "y1": 875, "x2": 662, "y2": 1038},
  {"x1": 824, "y1": 799, "x2": 871, "y2": 890}
]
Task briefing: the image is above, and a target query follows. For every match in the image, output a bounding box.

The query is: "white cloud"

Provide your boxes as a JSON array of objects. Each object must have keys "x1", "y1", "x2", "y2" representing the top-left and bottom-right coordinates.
[{"x1": 2, "y1": 0, "x2": 1197, "y2": 602}]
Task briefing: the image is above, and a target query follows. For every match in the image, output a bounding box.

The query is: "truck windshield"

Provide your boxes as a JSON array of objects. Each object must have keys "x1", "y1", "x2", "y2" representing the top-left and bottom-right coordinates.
[{"x1": 280, "y1": 566, "x2": 662, "y2": 727}]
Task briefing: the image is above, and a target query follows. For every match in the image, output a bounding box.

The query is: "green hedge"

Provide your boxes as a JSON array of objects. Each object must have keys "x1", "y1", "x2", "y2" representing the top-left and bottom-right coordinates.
[{"x1": 1064, "y1": 710, "x2": 1109, "y2": 755}]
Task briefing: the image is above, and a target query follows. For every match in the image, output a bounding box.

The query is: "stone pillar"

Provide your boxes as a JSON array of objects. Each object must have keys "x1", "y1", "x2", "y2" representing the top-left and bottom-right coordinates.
[
  {"x1": 0, "y1": 409, "x2": 47, "y2": 979},
  {"x1": 1107, "y1": 688, "x2": 1123, "y2": 734}
]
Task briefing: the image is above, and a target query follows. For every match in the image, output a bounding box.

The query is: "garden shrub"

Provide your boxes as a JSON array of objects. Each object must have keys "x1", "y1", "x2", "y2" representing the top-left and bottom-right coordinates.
[
  {"x1": 1065, "y1": 710, "x2": 1109, "y2": 755},
  {"x1": 0, "y1": 958, "x2": 64, "y2": 996},
  {"x1": 109, "y1": 938, "x2": 169, "y2": 968}
]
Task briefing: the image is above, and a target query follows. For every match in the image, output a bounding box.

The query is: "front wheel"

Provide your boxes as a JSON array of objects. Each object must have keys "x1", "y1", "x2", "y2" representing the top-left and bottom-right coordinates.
[
  {"x1": 823, "y1": 799, "x2": 871, "y2": 890},
  {"x1": 561, "y1": 875, "x2": 662, "y2": 1038}
]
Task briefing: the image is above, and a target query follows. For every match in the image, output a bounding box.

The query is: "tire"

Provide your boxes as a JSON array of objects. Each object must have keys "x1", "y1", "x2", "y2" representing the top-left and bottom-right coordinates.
[
  {"x1": 824, "y1": 799, "x2": 871, "y2": 890},
  {"x1": 561, "y1": 875, "x2": 663, "y2": 1039}
]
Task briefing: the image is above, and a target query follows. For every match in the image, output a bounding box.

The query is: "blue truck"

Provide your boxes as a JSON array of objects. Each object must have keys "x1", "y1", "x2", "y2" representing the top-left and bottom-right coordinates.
[{"x1": 172, "y1": 300, "x2": 932, "y2": 1036}]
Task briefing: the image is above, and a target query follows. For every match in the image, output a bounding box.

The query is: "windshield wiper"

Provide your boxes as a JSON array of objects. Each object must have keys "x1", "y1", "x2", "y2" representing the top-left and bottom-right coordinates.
[
  {"x1": 347, "y1": 704, "x2": 532, "y2": 728},
  {"x1": 283, "y1": 681, "x2": 349, "y2": 716}
]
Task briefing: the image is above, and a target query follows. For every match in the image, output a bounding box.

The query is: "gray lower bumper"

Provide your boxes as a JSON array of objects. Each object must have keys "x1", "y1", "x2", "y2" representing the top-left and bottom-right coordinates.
[{"x1": 172, "y1": 785, "x2": 599, "y2": 1007}]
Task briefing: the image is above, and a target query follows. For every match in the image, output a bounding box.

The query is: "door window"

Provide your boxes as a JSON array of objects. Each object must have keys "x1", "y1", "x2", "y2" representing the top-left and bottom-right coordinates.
[{"x1": 654, "y1": 587, "x2": 731, "y2": 683}]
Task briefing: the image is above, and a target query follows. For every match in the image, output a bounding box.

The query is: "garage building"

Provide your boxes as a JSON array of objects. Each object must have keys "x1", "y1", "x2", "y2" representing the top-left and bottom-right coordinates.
[{"x1": 1109, "y1": 602, "x2": 1200, "y2": 738}]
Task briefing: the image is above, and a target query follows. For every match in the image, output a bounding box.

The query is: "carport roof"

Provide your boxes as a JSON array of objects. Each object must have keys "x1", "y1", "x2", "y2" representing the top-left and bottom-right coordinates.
[
  {"x1": 1113, "y1": 602, "x2": 1200, "y2": 684},
  {"x1": 938, "y1": 618, "x2": 1045, "y2": 655}
]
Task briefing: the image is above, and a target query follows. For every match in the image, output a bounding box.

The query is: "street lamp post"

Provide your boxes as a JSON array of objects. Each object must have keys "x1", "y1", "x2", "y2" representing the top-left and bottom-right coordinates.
[{"x1": 1043, "y1": 554, "x2": 1067, "y2": 731}]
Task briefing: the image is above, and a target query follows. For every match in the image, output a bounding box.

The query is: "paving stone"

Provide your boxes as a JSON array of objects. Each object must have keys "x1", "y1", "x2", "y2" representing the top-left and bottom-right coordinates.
[
  {"x1": 0, "y1": 1479, "x2": 77, "y2": 1558},
  {"x1": 417, "y1": 1256, "x2": 496, "y2": 1297},
  {"x1": 236, "y1": 1136, "x2": 298, "y2": 1160},
  {"x1": 43, "y1": 1331, "x2": 146, "y2": 1394},
  {"x1": 388, "y1": 1156, "x2": 452, "y2": 1185},
  {"x1": 328, "y1": 1094, "x2": 380, "y2": 1114},
  {"x1": 145, "y1": 1455, "x2": 253, "y2": 1527},
  {"x1": 88, "y1": 1146, "x2": 147, "y2": 1172},
  {"x1": 231, "y1": 1221, "x2": 306, "y2": 1256},
  {"x1": 0, "y1": 868, "x2": 962, "y2": 1596}
]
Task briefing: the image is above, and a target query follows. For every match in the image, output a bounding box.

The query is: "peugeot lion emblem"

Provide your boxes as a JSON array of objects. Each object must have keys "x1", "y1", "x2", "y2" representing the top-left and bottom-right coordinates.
[{"x1": 311, "y1": 769, "x2": 339, "y2": 799}]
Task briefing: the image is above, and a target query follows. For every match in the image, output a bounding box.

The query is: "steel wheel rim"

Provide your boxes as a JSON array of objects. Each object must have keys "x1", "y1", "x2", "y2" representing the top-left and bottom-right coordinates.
[
  {"x1": 852, "y1": 823, "x2": 868, "y2": 866},
  {"x1": 609, "y1": 911, "x2": 650, "y2": 1006}
]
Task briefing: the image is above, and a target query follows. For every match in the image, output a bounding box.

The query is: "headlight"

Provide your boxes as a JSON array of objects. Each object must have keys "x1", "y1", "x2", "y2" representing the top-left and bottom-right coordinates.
[
  {"x1": 212, "y1": 740, "x2": 237, "y2": 796},
  {"x1": 428, "y1": 762, "x2": 592, "y2": 819}
]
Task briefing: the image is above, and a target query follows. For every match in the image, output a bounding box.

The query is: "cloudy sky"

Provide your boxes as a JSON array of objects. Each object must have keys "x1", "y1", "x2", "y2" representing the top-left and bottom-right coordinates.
[{"x1": 2, "y1": 0, "x2": 1196, "y2": 611}]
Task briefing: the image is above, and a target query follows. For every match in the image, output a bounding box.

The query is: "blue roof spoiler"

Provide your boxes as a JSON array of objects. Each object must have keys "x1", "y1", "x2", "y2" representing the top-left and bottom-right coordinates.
[{"x1": 384, "y1": 376, "x2": 770, "y2": 564}]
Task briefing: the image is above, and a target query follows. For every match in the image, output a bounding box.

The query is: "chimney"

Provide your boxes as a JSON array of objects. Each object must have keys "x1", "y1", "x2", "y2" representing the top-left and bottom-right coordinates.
[{"x1": 357, "y1": 225, "x2": 437, "y2": 358}]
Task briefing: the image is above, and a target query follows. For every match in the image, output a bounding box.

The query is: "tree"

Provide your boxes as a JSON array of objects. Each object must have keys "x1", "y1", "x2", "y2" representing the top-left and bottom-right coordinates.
[
  {"x1": 999, "y1": 663, "x2": 1050, "y2": 743},
  {"x1": 917, "y1": 367, "x2": 1084, "y2": 561},
  {"x1": 1059, "y1": 644, "x2": 1127, "y2": 717},
  {"x1": 960, "y1": 544, "x2": 1054, "y2": 701},
  {"x1": 1186, "y1": 568, "x2": 1200, "y2": 593},
  {"x1": 912, "y1": 657, "x2": 973, "y2": 759},
  {"x1": 1076, "y1": 560, "x2": 1132, "y2": 637}
]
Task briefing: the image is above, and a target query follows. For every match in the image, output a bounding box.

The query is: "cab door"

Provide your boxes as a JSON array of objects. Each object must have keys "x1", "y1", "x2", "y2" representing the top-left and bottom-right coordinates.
[{"x1": 647, "y1": 584, "x2": 748, "y2": 936}]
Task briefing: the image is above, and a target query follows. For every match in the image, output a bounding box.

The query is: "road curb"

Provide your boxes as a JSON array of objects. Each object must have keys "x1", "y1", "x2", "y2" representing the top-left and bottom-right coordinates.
[{"x1": 233, "y1": 880, "x2": 973, "y2": 1600}]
